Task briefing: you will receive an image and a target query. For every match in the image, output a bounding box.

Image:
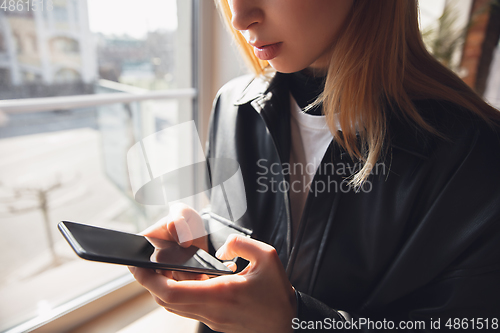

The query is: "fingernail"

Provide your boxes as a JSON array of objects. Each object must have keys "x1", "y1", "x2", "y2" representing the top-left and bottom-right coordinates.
[{"x1": 215, "y1": 248, "x2": 223, "y2": 259}]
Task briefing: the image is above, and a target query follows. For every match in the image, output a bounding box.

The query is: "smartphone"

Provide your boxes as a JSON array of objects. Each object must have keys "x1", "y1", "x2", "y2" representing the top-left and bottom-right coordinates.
[{"x1": 58, "y1": 221, "x2": 233, "y2": 275}]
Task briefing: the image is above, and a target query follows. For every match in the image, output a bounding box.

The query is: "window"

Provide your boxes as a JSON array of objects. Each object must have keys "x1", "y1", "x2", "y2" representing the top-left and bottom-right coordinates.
[
  {"x1": 50, "y1": 37, "x2": 79, "y2": 54},
  {"x1": 0, "y1": 68, "x2": 11, "y2": 86},
  {"x1": 0, "y1": 32, "x2": 6, "y2": 52},
  {"x1": 13, "y1": 33, "x2": 21, "y2": 54},
  {"x1": 0, "y1": 0, "x2": 199, "y2": 331},
  {"x1": 53, "y1": 4, "x2": 69, "y2": 22}
]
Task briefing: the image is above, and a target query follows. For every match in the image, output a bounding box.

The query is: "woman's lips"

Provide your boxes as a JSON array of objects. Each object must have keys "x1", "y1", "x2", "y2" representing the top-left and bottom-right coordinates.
[{"x1": 252, "y1": 42, "x2": 283, "y2": 61}]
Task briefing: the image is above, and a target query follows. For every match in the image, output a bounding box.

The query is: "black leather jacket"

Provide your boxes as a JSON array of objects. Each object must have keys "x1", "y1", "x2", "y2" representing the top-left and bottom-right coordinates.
[{"x1": 200, "y1": 71, "x2": 500, "y2": 332}]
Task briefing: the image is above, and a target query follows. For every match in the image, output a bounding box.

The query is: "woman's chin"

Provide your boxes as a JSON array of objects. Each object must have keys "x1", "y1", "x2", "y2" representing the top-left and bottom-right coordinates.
[{"x1": 268, "y1": 61, "x2": 306, "y2": 74}]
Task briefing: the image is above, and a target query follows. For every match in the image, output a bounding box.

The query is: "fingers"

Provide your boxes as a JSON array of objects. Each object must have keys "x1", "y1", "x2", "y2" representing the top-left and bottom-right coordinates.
[
  {"x1": 141, "y1": 203, "x2": 206, "y2": 248},
  {"x1": 161, "y1": 307, "x2": 221, "y2": 331},
  {"x1": 155, "y1": 269, "x2": 173, "y2": 279},
  {"x1": 152, "y1": 293, "x2": 168, "y2": 307},
  {"x1": 131, "y1": 267, "x2": 219, "y2": 304},
  {"x1": 223, "y1": 261, "x2": 237, "y2": 272},
  {"x1": 216, "y1": 234, "x2": 276, "y2": 264},
  {"x1": 150, "y1": 294, "x2": 219, "y2": 329},
  {"x1": 172, "y1": 270, "x2": 210, "y2": 281},
  {"x1": 140, "y1": 215, "x2": 172, "y2": 240},
  {"x1": 168, "y1": 217, "x2": 193, "y2": 247},
  {"x1": 155, "y1": 269, "x2": 209, "y2": 281},
  {"x1": 152, "y1": 294, "x2": 230, "y2": 332}
]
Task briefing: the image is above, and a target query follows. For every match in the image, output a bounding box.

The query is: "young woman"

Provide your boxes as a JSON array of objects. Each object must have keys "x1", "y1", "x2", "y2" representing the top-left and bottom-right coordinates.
[{"x1": 129, "y1": 1, "x2": 500, "y2": 332}]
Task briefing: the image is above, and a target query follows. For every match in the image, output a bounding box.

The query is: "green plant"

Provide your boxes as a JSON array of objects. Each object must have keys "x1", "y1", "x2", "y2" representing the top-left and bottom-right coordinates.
[{"x1": 421, "y1": 2, "x2": 467, "y2": 72}]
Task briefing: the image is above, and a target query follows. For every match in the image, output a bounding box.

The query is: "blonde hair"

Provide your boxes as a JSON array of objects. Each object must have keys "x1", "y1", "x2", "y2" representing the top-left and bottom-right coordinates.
[{"x1": 215, "y1": 0, "x2": 500, "y2": 187}]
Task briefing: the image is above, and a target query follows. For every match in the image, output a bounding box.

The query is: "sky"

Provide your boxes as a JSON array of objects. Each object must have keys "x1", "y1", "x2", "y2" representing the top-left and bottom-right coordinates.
[{"x1": 87, "y1": 0, "x2": 178, "y2": 38}]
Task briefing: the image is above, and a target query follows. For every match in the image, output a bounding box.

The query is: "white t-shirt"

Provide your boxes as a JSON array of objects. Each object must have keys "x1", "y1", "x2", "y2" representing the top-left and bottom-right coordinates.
[{"x1": 288, "y1": 94, "x2": 340, "y2": 240}]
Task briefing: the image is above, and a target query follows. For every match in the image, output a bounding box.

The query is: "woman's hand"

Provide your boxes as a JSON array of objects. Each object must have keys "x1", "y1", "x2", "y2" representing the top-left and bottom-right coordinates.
[
  {"x1": 141, "y1": 203, "x2": 208, "y2": 252},
  {"x1": 138, "y1": 203, "x2": 209, "y2": 281},
  {"x1": 129, "y1": 234, "x2": 297, "y2": 333}
]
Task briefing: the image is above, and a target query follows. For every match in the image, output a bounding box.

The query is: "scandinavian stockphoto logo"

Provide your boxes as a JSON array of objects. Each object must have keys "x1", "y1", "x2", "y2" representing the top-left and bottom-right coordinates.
[{"x1": 126, "y1": 120, "x2": 247, "y2": 241}]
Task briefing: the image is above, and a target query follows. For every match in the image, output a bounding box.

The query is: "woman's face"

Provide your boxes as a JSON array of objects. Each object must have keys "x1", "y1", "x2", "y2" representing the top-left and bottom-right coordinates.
[{"x1": 228, "y1": 0, "x2": 354, "y2": 73}]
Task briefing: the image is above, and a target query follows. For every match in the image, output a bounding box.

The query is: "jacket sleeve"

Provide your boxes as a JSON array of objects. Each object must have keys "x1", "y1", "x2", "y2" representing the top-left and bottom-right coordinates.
[
  {"x1": 293, "y1": 266, "x2": 500, "y2": 332},
  {"x1": 294, "y1": 290, "x2": 348, "y2": 329}
]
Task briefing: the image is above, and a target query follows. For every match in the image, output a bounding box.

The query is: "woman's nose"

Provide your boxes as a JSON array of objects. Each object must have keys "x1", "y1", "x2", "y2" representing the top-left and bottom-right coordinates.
[{"x1": 228, "y1": 0, "x2": 264, "y2": 31}]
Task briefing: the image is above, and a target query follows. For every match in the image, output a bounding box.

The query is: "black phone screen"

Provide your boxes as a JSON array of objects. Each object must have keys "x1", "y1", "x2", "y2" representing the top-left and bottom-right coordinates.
[{"x1": 58, "y1": 221, "x2": 233, "y2": 275}]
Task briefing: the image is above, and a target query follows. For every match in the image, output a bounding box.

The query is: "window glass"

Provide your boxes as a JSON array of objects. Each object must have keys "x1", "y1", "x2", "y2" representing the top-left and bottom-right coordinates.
[{"x1": 0, "y1": 0, "x2": 195, "y2": 331}]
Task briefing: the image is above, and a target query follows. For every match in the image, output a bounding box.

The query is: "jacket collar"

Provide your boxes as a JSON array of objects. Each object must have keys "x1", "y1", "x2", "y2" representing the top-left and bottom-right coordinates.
[
  {"x1": 233, "y1": 70, "x2": 433, "y2": 160},
  {"x1": 237, "y1": 71, "x2": 293, "y2": 167},
  {"x1": 234, "y1": 70, "x2": 282, "y2": 108}
]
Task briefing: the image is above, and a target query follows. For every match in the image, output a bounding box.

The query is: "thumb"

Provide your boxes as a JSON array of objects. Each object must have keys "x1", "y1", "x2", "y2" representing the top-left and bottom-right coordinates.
[
  {"x1": 168, "y1": 217, "x2": 194, "y2": 247},
  {"x1": 216, "y1": 234, "x2": 274, "y2": 263}
]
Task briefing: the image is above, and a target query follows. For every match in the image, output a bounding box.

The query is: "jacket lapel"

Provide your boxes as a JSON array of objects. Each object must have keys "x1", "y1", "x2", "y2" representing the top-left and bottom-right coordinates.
[{"x1": 234, "y1": 71, "x2": 295, "y2": 258}]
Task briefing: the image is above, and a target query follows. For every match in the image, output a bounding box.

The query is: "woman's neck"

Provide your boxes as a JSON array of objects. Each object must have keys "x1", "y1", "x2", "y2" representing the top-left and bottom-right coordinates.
[
  {"x1": 288, "y1": 69, "x2": 326, "y2": 116},
  {"x1": 302, "y1": 66, "x2": 328, "y2": 78}
]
